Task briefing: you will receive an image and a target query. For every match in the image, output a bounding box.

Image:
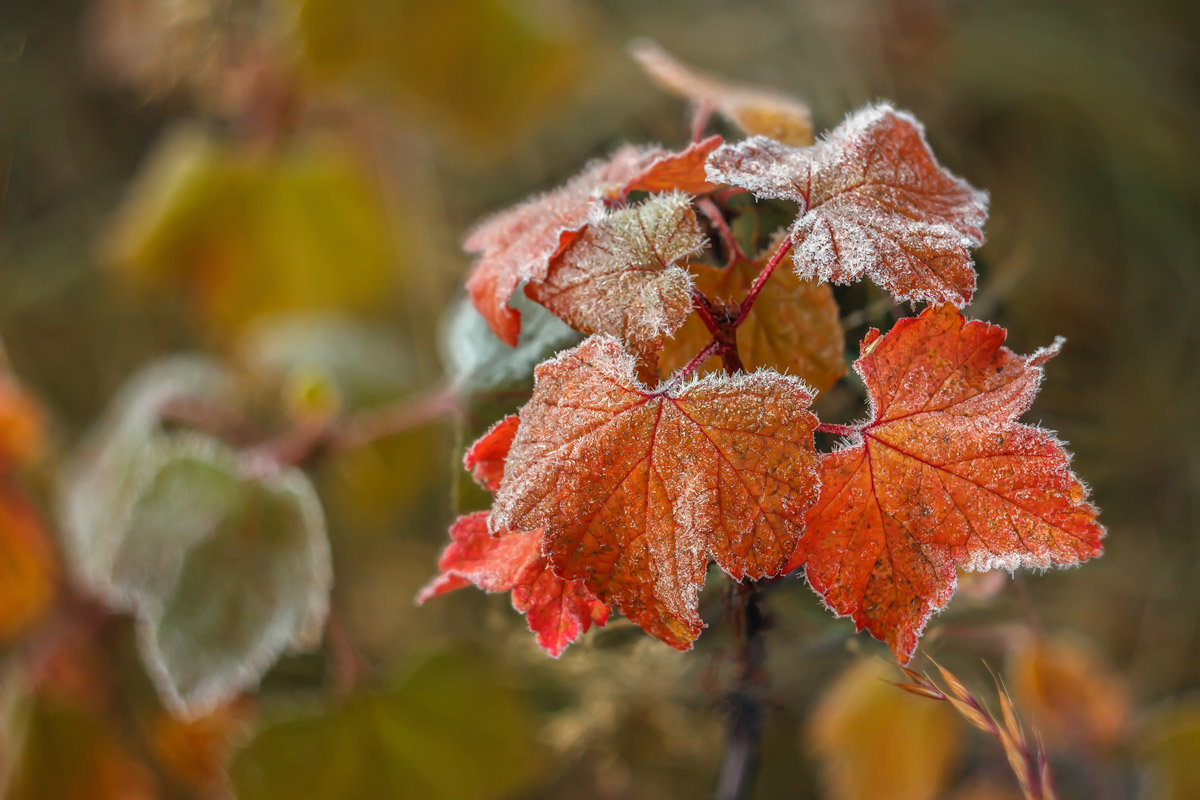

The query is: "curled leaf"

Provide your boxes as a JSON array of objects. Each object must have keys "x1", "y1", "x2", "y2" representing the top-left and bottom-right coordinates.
[
  {"x1": 491, "y1": 335, "x2": 819, "y2": 648},
  {"x1": 707, "y1": 103, "x2": 988, "y2": 306},
  {"x1": 417, "y1": 512, "x2": 610, "y2": 657},
  {"x1": 793, "y1": 304, "x2": 1104, "y2": 661},
  {"x1": 631, "y1": 39, "x2": 814, "y2": 145}
]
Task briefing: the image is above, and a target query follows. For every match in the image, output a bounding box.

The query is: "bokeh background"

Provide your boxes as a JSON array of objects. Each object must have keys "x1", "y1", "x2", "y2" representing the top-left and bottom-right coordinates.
[{"x1": 2, "y1": 0, "x2": 1198, "y2": 798}]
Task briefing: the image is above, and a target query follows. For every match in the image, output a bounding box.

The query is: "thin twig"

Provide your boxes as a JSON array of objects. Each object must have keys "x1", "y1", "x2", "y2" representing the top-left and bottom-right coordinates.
[
  {"x1": 691, "y1": 101, "x2": 715, "y2": 144},
  {"x1": 696, "y1": 196, "x2": 745, "y2": 266},
  {"x1": 715, "y1": 580, "x2": 767, "y2": 800},
  {"x1": 734, "y1": 235, "x2": 794, "y2": 327}
]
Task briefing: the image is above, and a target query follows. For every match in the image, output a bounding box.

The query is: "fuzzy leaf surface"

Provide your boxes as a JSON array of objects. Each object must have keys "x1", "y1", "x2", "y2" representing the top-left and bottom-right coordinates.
[
  {"x1": 525, "y1": 194, "x2": 706, "y2": 360},
  {"x1": 792, "y1": 304, "x2": 1104, "y2": 661},
  {"x1": 619, "y1": 136, "x2": 723, "y2": 197},
  {"x1": 417, "y1": 512, "x2": 610, "y2": 657},
  {"x1": 706, "y1": 103, "x2": 988, "y2": 306},
  {"x1": 660, "y1": 234, "x2": 845, "y2": 391},
  {"x1": 464, "y1": 146, "x2": 664, "y2": 345},
  {"x1": 491, "y1": 335, "x2": 819, "y2": 648}
]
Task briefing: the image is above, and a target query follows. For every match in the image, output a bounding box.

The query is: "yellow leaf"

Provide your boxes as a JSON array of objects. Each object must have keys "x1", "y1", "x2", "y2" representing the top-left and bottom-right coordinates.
[
  {"x1": 808, "y1": 658, "x2": 963, "y2": 800},
  {"x1": 103, "y1": 126, "x2": 402, "y2": 336},
  {"x1": 0, "y1": 488, "x2": 56, "y2": 643},
  {"x1": 1007, "y1": 634, "x2": 1130, "y2": 754}
]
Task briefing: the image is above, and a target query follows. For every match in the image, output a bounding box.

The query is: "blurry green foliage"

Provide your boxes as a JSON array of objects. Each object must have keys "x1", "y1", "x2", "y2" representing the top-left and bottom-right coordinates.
[{"x1": 230, "y1": 652, "x2": 540, "y2": 800}]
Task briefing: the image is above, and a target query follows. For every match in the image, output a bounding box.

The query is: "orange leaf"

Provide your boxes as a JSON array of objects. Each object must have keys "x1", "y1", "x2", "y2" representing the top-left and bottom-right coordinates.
[
  {"x1": 417, "y1": 512, "x2": 610, "y2": 657},
  {"x1": 792, "y1": 305, "x2": 1104, "y2": 661},
  {"x1": 707, "y1": 104, "x2": 988, "y2": 306},
  {"x1": 0, "y1": 376, "x2": 44, "y2": 471},
  {"x1": 619, "y1": 135, "x2": 724, "y2": 197},
  {"x1": 463, "y1": 414, "x2": 520, "y2": 493},
  {"x1": 659, "y1": 233, "x2": 845, "y2": 391},
  {"x1": 464, "y1": 145, "x2": 665, "y2": 345},
  {"x1": 525, "y1": 194, "x2": 706, "y2": 361},
  {"x1": 631, "y1": 40, "x2": 814, "y2": 146},
  {"x1": 491, "y1": 335, "x2": 819, "y2": 648},
  {"x1": 0, "y1": 485, "x2": 57, "y2": 642}
]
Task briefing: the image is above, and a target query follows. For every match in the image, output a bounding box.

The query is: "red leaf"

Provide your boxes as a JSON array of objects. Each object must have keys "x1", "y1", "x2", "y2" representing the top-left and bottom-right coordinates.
[
  {"x1": 491, "y1": 335, "x2": 819, "y2": 649},
  {"x1": 791, "y1": 304, "x2": 1104, "y2": 661},
  {"x1": 417, "y1": 512, "x2": 610, "y2": 657},
  {"x1": 464, "y1": 414, "x2": 520, "y2": 493},
  {"x1": 619, "y1": 136, "x2": 724, "y2": 198},
  {"x1": 464, "y1": 146, "x2": 664, "y2": 345},
  {"x1": 706, "y1": 104, "x2": 987, "y2": 306}
]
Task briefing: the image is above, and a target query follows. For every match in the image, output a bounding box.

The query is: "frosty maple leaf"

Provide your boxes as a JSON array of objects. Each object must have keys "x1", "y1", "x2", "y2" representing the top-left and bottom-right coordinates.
[
  {"x1": 417, "y1": 512, "x2": 610, "y2": 657},
  {"x1": 706, "y1": 103, "x2": 988, "y2": 306},
  {"x1": 465, "y1": 142, "x2": 724, "y2": 346},
  {"x1": 659, "y1": 232, "x2": 845, "y2": 392},
  {"x1": 790, "y1": 304, "x2": 1104, "y2": 662},
  {"x1": 525, "y1": 194, "x2": 706, "y2": 361},
  {"x1": 490, "y1": 335, "x2": 819, "y2": 648},
  {"x1": 631, "y1": 39, "x2": 814, "y2": 146}
]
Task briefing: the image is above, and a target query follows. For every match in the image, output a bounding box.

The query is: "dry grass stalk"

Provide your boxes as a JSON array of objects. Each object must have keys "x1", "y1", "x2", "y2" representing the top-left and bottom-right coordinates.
[{"x1": 893, "y1": 661, "x2": 1057, "y2": 800}]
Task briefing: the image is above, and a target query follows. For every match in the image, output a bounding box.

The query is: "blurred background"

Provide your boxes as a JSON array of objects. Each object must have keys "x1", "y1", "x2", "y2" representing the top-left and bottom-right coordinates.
[{"x1": 1, "y1": 0, "x2": 1198, "y2": 798}]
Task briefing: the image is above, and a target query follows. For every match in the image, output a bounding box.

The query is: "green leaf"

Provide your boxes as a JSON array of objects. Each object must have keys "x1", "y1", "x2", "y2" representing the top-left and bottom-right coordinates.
[
  {"x1": 111, "y1": 434, "x2": 331, "y2": 716},
  {"x1": 440, "y1": 292, "x2": 580, "y2": 397},
  {"x1": 59, "y1": 355, "x2": 237, "y2": 587},
  {"x1": 231, "y1": 652, "x2": 540, "y2": 800}
]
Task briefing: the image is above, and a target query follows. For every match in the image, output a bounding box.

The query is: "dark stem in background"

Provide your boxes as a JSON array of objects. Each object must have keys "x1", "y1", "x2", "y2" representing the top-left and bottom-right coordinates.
[
  {"x1": 715, "y1": 579, "x2": 768, "y2": 800},
  {"x1": 711, "y1": 303, "x2": 762, "y2": 800}
]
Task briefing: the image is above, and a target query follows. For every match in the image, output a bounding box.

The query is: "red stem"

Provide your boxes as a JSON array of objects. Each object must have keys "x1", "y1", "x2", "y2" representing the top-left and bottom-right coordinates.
[
  {"x1": 696, "y1": 196, "x2": 745, "y2": 266},
  {"x1": 734, "y1": 235, "x2": 794, "y2": 327},
  {"x1": 691, "y1": 288, "x2": 721, "y2": 337},
  {"x1": 815, "y1": 422, "x2": 860, "y2": 437},
  {"x1": 671, "y1": 340, "x2": 723, "y2": 386}
]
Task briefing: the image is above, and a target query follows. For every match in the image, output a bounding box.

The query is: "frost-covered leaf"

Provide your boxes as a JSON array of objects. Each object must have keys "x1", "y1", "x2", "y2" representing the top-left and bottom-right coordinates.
[
  {"x1": 464, "y1": 146, "x2": 665, "y2": 345},
  {"x1": 707, "y1": 103, "x2": 988, "y2": 306},
  {"x1": 491, "y1": 335, "x2": 819, "y2": 648},
  {"x1": 417, "y1": 512, "x2": 609, "y2": 657},
  {"x1": 631, "y1": 39, "x2": 814, "y2": 146},
  {"x1": 791, "y1": 304, "x2": 1104, "y2": 661},
  {"x1": 230, "y1": 652, "x2": 539, "y2": 800},
  {"x1": 106, "y1": 434, "x2": 330, "y2": 715},
  {"x1": 58, "y1": 356, "x2": 237, "y2": 588},
  {"x1": 659, "y1": 233, "x2": 845, "y2": 391},
  {"x1": 525, "y1": 194, "x2": 706, "y2": 361},
  {"x1": 809, "y1": 658, "x2": 962, "y2": 800}
]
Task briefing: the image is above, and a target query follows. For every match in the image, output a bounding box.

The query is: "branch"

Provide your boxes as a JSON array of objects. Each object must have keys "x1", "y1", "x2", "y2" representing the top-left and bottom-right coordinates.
[
  {"x1": 715, "y1": 580, "x2": 768, "y2": 800},
  {"x1": 696, "y1": 196, "x2": 745, "y2": 266},
  {"x1": 734, "y1": 234, "x2": 794, "y2": 327}
]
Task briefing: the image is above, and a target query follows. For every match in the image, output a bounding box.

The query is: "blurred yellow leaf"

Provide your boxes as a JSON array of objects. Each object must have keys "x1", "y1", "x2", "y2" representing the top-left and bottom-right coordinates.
[
  {"x1": 230, "y1": 652, "x2": 540, "y2": 800},
  {"x1": 631, "y1": 39, "x2": 814, "y2": 145},
  {"x1": 1141, "y1": 699, "x2": 1200, "y2": 800},
  {"x1": 103, "y1": 126, "x2": 402, "y2": 336},
  {"x1": 808, "y1": 657, "x2": 963, "y2": 800},
  {"x1": 284, "y1": 0, "x2": 581, "y2": 147},
  {"x1": 0, "y1": 377, "x2": 43, "y2": 471},
  {"x1": 1007, "y1": 633, "x2": 1130, "y2": 754}
]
